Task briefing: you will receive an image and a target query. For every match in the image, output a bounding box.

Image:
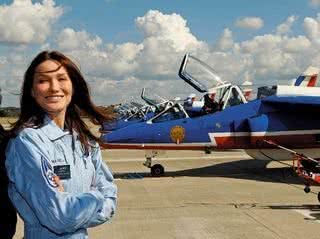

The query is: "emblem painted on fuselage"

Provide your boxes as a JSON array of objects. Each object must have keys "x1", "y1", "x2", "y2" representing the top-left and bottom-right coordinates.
[{"x1": 170, "y1": 125, "x2": 186, "y2": 144}]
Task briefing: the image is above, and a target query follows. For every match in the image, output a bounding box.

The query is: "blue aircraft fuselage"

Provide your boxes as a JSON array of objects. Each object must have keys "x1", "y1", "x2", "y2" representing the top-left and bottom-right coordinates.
[{"x1": 101, "y1": 96, "x2": 320, "y2": 151}]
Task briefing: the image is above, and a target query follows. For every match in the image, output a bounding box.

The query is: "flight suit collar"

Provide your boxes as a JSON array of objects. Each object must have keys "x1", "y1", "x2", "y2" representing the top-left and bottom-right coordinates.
[{"x1": 40, "y1": 115, "x2": 70, "y2": 141}]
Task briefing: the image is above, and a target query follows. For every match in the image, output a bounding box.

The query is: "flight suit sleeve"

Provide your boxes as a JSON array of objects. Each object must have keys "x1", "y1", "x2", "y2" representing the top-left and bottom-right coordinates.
[
  {"x1": 5, "y1": 131, "x2": 108, "y2": 235},
  {"x1": 89, "y1": 144, "x2": 117, "y2": 227}
]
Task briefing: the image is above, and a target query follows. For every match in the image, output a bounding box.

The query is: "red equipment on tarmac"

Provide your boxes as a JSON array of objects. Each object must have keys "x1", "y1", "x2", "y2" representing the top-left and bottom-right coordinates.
[{"x1": 264, "y1": 140, "x2": 320, "y2": 201}]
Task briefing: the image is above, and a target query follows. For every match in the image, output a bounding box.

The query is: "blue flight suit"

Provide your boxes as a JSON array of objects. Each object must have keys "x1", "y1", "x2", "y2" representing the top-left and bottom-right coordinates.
[{"x1": 5, "y1": 117, "x2": 117, "y2": 239}]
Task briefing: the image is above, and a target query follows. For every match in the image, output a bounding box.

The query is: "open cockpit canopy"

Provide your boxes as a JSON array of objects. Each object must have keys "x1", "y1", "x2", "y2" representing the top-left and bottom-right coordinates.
[
  {"x1": 141, "y1": 87, "x2": 173, "y2": 112},
  {"x1": 179, "y1": 53, "x2": 247, "y2": 111},
  {"x1": 179, "y1": 53, "x2": 231, "y2": 93}
]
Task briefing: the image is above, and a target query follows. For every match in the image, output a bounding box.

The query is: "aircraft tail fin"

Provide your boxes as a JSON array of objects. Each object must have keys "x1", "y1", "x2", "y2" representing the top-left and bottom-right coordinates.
[
  {"x1": 293, "y1": 66, "x2": 319, "y2": 87},
  {"x1": 241, "y1": 81, "x2": 253, "y2": 100},
  {"x1": 243, "y1": 89, "x2": 252, "y2": 99}
]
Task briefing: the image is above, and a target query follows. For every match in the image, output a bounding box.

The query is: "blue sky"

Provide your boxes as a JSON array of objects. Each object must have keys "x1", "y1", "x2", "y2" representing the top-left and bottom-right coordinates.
[
  {"x1": 1, "y1": 0, "x2": 320, "y2": 106},
  {"x1": 53, "y1": 0, "x2": 316, "y2": 42},
  {"x1": 51, "y1": 0, "x2": 316, "y2": 41}
]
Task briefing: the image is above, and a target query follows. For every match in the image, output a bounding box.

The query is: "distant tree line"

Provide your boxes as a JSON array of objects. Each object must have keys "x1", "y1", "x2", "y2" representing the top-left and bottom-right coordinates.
[{"x1": 0, "y1": 107, "x2": 20, "y2": 117}]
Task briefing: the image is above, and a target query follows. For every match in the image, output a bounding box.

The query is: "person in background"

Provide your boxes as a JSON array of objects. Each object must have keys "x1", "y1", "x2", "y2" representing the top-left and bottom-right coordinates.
[
  {"x1": 227, "y1": 88, "x2": 242, "y2": 107},
  {"x1": 0, "y1": 88, "x2": 3, "y2": 106},
  {"x1": 183, "y1": 93, "x2": 196, "y2": 111},
  {"x1": 0, "y1": 124, "x2": 17, "y2": 239},
  {"x1": 5, "y1": 51, "x2": 117, "y2": 239},
  {"x1": 202, "y1": 91, "x2": 219, "y2": 114}
]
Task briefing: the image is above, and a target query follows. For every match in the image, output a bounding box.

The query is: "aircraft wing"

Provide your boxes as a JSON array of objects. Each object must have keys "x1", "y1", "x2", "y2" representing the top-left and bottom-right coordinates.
[{"x1": 262, "y1": 96, "x2": 320, "y2": 105}]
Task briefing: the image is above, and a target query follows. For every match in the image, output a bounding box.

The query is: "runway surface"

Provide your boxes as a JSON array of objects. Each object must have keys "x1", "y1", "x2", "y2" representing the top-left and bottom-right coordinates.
[{"x1": 13, "y1": 149, "x2": 320, "y2": 239}]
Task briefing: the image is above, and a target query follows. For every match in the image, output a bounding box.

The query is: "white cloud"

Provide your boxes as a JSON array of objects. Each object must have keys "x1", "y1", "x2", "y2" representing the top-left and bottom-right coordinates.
[
  {"x1": 1, "y1": 9, "x2": 204, "y2": 105},
  {"x1": 235, "y1": 17, "x2": 264, "y2": 30},
  {"x1": 4, "y1": 10, "x2": 320, "y2": 107},
  {"x1": 57, "y1": 28, "x2": 103, "y2": 51},
  {"x1": 55, "y1": 10, "x2": 206, "y2": 80},
  {"x1": 238, "y1": 33, "x2": 312, "y2": 81},
  {"x1": 135, "y1": 10, "x2": 203, "y2": 52},
  {"x1": 276, "y1": 15, "x2": 298, "y2": 35},
  {"x1": 53, "y1": 11, "x2": 320, "y2": 105},
  {"x1": 303, "y1": 15, "x2": 320, "y2": 44},
  {"x1": 41, "y1": 10, "x2": 209, "y2": 106},
  {"x1": 216, "y1": 28, "x2": 234, "y2": 51},
  {"x1": 282, "y1": 36, "x2": 311, "y2": 53},
  {"x1": 56, "y1": 28, "x2": 143, "y2": 78},
  {"x1": 310, "y1": 0, "x2": 320, "y2": 7},
  {"x1": 134, "y1": 10, "x2": 207, "y2": 77},
  {"x1": 0, "y1": 0, "x2": 63, "y2": 44},
  {"x1": 240, "y1": 34, "x2": 282, "y2": 54}
]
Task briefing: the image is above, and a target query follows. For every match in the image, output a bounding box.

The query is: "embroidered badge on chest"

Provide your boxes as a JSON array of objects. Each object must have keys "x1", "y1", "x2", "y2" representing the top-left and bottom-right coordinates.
[{"x1": 41, "y1": 156, "x2": 58, "y2": 188}]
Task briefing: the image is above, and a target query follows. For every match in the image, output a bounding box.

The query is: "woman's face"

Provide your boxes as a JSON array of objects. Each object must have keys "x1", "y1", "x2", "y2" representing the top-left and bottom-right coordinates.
[{"x1": 32, "y1": 60, "x2": 73, "y2": 118}]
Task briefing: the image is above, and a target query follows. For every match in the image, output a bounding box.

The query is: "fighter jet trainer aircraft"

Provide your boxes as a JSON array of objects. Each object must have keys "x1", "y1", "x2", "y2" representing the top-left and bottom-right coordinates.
[{"x1": 101, "y1": 53, "x2": 320, "y2": 177}]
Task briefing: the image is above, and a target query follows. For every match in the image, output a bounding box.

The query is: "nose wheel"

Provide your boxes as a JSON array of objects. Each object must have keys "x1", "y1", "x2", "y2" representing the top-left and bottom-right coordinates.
[
  {"x1": 304, "y1": 185, "x2": 311, "y2": 193},
  {"x1": 303, "y1": 183, "x2": 320, "y2": 202},
  {"x1": 151, "y1": 164, "x2": 165, "y2": 177},
  {"x1": 143, "y1": 151, "x2": 165, "y2": 176}
]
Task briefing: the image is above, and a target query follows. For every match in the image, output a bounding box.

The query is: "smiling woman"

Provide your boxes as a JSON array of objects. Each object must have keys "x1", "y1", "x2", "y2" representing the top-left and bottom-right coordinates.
[
  {"x1": 5, "y1": 51, "x2": 117, "y2": 239},
  {"x1": 32, "y1": 60, "x2": 73, "y2": 128}
]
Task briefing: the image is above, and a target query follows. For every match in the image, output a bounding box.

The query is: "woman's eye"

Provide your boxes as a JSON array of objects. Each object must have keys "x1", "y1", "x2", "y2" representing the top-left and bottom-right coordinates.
[
  {"x1": 59, "y1": 78, "x2": 67, "y2": 81},
  {"x1": 37, "y1": 79, "x2": 47, "y2": 84}
]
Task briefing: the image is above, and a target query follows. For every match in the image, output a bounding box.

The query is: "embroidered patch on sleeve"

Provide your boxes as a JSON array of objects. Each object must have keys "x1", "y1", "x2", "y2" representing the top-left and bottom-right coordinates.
[{"x1": 41, "y1": 156, "x2": 58, "y2": 188}]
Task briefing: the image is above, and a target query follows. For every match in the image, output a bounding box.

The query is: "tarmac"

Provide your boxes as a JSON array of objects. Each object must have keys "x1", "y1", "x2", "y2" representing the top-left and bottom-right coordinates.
[{"x1": 13, "y1": 149, "x2": 320, "y2": 239}]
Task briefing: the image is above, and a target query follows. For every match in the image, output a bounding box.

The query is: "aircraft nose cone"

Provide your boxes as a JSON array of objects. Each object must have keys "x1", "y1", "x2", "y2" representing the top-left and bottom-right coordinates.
[
  {"x1": 101, "y1": 131, "x2": 119, "y2": 143},
  {"x1": 101, "y1": 127, "x2": 138, "y2": 143},
  {"x1": 101, "y1": 121, "x2": 118, "y2": 132}
]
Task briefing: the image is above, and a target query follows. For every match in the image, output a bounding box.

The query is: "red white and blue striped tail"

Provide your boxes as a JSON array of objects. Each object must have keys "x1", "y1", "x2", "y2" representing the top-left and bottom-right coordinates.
[{"x1": 294, "y1": 66, "x2": 319, "y2": 87}]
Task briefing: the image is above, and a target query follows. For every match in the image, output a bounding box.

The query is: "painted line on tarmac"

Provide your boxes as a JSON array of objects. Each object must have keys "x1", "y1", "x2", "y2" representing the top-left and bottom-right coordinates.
[
  {"x1": 294, "y1": 209, "x2": 320, "y2": 223},
  {"x1": 105, "y1": 154, "x2": 251, "y2": 162}
]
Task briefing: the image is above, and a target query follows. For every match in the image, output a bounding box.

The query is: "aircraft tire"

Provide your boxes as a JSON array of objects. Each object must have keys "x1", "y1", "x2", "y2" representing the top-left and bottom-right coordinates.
[
  {"x1": 151, "y1": 164, "x2": 165, "y2": 177},
  {"x1": 204, "y1": 147, "x2": 211, "y2": 154},
  {"x1": 304, "y1": 186, "x2": 311, "y2": 193}
]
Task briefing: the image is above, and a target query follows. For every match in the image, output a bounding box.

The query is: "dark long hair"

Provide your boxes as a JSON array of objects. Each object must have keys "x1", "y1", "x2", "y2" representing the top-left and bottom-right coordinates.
[{"x1": 10, "y1": 51, "x2": 113, "y2": 154}]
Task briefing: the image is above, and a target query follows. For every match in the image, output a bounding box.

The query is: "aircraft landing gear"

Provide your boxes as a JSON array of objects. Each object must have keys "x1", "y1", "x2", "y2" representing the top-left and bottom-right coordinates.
[
  {"x1": 151, "y1": 164, "x2": 165, "y2": 177},
  {"x1": 143, "y1": 151, "x2": 165, "y2": 177},
  {"x1": 304, "y1": 184, "x2": 311, "y2": 193},
  {"x1": 204, "y1": 146, "x2": 212, "y2": 154},
  {"x1": 318, "y1": 192, "x2": 320, "y2": 202},
  {"x1": 143, "y1": 157, "x2": 152, "y2": 168}
]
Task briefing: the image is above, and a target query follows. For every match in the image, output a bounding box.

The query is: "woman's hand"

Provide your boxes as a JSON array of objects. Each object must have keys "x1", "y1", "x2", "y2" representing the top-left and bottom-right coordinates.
[{"x1": 53, "y1": 175, "x2": 64, "y2": 192}]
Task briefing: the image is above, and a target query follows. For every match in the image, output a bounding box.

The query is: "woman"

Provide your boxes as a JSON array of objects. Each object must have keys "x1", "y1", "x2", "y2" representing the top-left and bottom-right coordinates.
[{"x1": 5, "y1": 51, "x2": 117, "y2": 238}]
